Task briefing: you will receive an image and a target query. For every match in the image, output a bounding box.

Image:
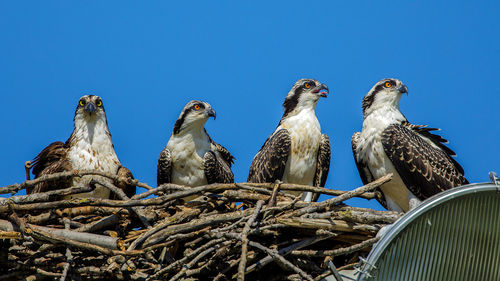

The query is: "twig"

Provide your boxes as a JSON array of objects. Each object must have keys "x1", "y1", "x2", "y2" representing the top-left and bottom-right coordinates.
[
  {"x1": 142, "y1": 207, "x2": 257, "y2": 248},
  {"x1": 75, "y1": 214, "x2": 119, "y2": 233},
  {"x1": 277, "y1": 217, "x2": 380, "y2": 233},
  {"x1": 290, "y1": 237, "x2": 380, "y2": 257},
  {"x1": 128, "y1": 207, "x2": 200, "y2": 250},
  {"x1": 0, "y1": 219, "x2": 120, "y2": 249},
  {"x1": 243, "y1": 182, "x2": 377, "y2": 200},
  {"x1": 168, "y1": 241, "x2": 228, "y2": 281},
  {"x1": 245, "y1": 232, "x2": 336, "y2": 275},
  {"x1": 25, "y1": 161, "x2": 31, "y2": 181},
  {"x1": 60, "y1": 219, "x2": 73, "y2": 281},
  {"x1": 0, "y1": 185, "x2": 94, "y2": 205},
  {"x1": 284, "y1": 174, "x2": 393, "y2": 218},
  {"x1": 267, "y1": 181, "x2": 281, "y2": 207},
  {"x1": 147, "y1": 238, "x2": 227, "y2": 280},
  {"x1": 131, "y1": 183, "x2": 188, "y2": 200},
  {"x1": 93, "y1": 179, "x2": 152, "y2": 229},
  {"x1": 0, "y1": 170, "x2": 154, "y2": 194},
  {"x1": 215, "y1": 232, "x2": 314, "y2": 281},
  {"x1": 238, "y1": 200, "x2": 264, "y2": 281}
]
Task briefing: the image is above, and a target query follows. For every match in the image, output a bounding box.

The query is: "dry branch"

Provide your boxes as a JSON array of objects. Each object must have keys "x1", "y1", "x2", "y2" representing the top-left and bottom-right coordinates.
[{"x1": 1, "y1": 171, "x2": 400, "y2": 280}]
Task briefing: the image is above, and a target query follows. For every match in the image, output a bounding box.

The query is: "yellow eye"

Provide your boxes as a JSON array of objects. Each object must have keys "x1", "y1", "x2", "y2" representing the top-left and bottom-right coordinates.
[
  {"x1": 79, "y1": 100, "x2": 86, "y2": 106},
  {"x1": 194, "y1": 104, "x2": 201, "y2": 110},
  {"x1": 304, "y1": 83, "x2": 311, "y2": 88},
  {"x1": 96, "y1": 100, "x2": 102, "y2": 107},
  {"x1": 385, "y1": 81, "x2": 392, "y2": 88}
]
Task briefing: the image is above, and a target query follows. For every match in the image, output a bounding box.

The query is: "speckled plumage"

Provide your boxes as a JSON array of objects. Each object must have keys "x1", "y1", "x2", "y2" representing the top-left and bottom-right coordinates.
[
  {"x1": 29, "y1": 95, "x2": 135, "y2": 198},
  {"x1": 248, "y1": 79, "x2": 331, "y2": 202},
  {"x1": 352, "y1": 79, "x2": 467, "y2": 212},
  {"x1": 157, "y1": 101, "x2": 234, "y2": 194}
]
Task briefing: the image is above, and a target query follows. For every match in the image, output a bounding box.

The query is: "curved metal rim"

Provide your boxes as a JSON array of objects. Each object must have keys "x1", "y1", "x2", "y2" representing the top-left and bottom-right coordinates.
[{"x1": 358, "y1": 182, "x2": 499, "y2": 280}]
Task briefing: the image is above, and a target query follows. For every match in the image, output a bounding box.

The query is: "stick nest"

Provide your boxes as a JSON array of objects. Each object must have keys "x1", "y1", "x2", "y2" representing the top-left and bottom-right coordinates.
[{"x1": 0, "y1": 171, "x2": 399, "y2": 281}]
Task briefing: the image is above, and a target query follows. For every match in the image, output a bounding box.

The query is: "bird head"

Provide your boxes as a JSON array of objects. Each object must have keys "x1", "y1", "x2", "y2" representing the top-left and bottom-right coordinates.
[
  {"x1": 282, "y1": 79, "x2": 329, "y2": 117},
  {"x1": 173, "y1": 100, "x2": 216, "y2": 135},
  {"x1": 74, "y1": 95, "x2": 106, "y2": 121},
  {"x1": 362, "y1": 78, "x2": 408, "y2": 117}
]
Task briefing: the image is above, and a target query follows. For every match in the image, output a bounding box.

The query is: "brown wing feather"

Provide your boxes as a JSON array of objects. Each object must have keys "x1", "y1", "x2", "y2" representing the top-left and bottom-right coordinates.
[
  {"x1": 29, "y1": 141, "x2": 72, "y2": 194},
  {"x1": 157, "y1": 147, "x2": 172, "y2": 186},
  {"x1": 112, "y1": 166, "x2": 136, "y2": 199},
  {"x1": 204, "y1": 150, "x2": 234, "y2": 184},
  {"x1": 382, "y1": 123, "x2": 468, "y2": 200},
  {"x1": 207, "y1": 131, "x2": 235, "y2": 167},
  {"x1": 248, "y1": 129, "x2": 291, "y2": 183},
  {"x1": 311, "y1": 134, "x2": 331, "y2": 202},
  {"x1": 351, "y1": 132, "x2": 388, "y2": 209}
]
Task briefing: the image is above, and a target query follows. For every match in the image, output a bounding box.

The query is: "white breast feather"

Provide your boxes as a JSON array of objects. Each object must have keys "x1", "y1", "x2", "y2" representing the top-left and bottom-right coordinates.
[
  {"x1": 68, "y1": 117, "x2": 121, "y2": 198},
  {"x1": 167, "y1": 129, "x2": 211, "y2": 187},
  {"x1": 356, "y1": 106, "x2": 417, "y2": 212},
  {"x1": 277, "y1": 108, "x2": 321, "y2": 189}
]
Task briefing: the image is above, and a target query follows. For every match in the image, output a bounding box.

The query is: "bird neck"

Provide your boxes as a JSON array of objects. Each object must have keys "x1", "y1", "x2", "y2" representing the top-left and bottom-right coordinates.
[
  {"x1": 362, "y1": 104, "x2": 406, "y2": 131},
  {"x1": 279, "y1": 106, "x2": 320, "y2": 132},
  {"x1": 175, "y1": 121, "x2": 208, "y2": 139},
  {"x1": 282, "y1": 100, "x2": 318, "y2": 121},
  {"x1": 70, "y1": 114, "x2": 113, "y2": 147},
  {"x1": 363, "y1": 92, "x2": 403, "y2": 118}
]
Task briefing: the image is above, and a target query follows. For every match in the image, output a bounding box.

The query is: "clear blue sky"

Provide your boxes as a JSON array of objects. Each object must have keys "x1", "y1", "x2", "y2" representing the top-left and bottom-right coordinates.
[{"x1": 1, "y1": 1, "x2": 498, "y2": 210}]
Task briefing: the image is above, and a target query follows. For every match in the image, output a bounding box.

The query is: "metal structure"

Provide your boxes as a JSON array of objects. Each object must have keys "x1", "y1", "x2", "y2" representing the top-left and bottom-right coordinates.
[{"x1": 356, "y1": 175, "x2": 500, "y2": 281}]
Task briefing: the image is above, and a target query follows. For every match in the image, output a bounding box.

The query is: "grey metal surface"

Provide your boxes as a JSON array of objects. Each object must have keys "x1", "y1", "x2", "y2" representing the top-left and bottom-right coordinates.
[{"x1": 357, "y1": 182, "x2": 500, "y2": 281}]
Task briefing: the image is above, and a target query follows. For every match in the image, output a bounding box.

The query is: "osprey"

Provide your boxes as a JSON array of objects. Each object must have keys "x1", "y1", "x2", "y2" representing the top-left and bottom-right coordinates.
[
  {"x1": 29, "y1": 95, "x2": 136, "y2": 199},
  {"x1": 157, "y1": 100, "x2": 235, "y2": 194},
  {"x1": 248, "y1": 79, "x2": 331, "y2": 202},
  {"x1": 352, "y1": 78, "x2": 468, "y2": 212}
]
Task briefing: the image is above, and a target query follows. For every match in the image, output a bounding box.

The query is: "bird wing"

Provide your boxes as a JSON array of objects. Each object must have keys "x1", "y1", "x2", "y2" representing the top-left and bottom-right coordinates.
[
  {"x1": 157, "y1": 147, "x2": 172, "y2": 186},
  {"x1": 311, "y1": 134, "x2": 331, "y2": 202},
  {"x1": 206, "y1": 130, "x2": 235, "y2": 167},
  {"x1": 247, "y1": 129, "x2": 291, "y2": 183},
  {"x1": 112, "y1": 166, "x2": 136, "y2": 199},
  {"x1": 381, "y1": 122, "x2": 468, "y2": 200},
  {"x1": 351, "y1": 132, "x2": 388, "y2": 209},
  {"x1": 203, "y1": 138, "x2": 235, "y2": 184},
  {"x1": 30, "y1": 141, "x2": 73, "y2": 194},
  {"x1": 204, "y1": 150, "x2": 235, "y2": 184}
]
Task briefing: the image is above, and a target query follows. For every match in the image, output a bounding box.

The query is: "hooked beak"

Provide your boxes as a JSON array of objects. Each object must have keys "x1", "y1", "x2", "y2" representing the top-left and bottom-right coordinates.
[
  {"x1": 206, "y1": 108, "x2": 216, "y2": 119},
  {"x1": 312, "y1": 83, "x2": 329, "y2": 98},
  {"x1": 398, "y1": 84, "x2": 409, "y2": 95},
  {"x1": 84, "y1": 102, "x2": 97, "y2": 115}
]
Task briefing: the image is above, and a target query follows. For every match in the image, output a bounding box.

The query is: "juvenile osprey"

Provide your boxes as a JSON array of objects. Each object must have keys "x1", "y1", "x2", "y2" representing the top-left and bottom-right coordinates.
[
  {"x1": 352, "y1": 79, "x2": 468, "y2": 212},
  {"x1": 157, "y1": 101, "x2": 234, "y2": 194},
  {"x1": 29, "y1": 95, "x2": 135, "y2": 199},
  {"x1": 248, "y1": 79, "x2": 331, "y2": 202}
]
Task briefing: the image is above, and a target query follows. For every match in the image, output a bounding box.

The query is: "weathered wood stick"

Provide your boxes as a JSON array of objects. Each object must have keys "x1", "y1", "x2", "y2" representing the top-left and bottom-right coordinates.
[
  {"x1": 128, "y1": 207, "x2": 201, "y2": 250},
  {"x1": 305, "y1": 208, "x2": 401, "y2": 224},
  {"x1": 147, "y1": 238, "x2": 227, "y2": 280},
  {"x1": 222, "y1": 190, "x2": 290, "y2": 202},
  {"x1": 284, "y1": 174, "x2": 393, "y2": 218},
  {"x1": 0, "y1": 170, "x2": 154, "y2": 193},
  {"x1": 277, "y1": 217, "x2": 380, "y2": 233},
  {"x1": 290, "y1": 237, "x2": 380, "y2": 257},
  {"x1": 93, "y1": 179, "x2": 152, "y2": 229},
  {"x1": 27, "y1": 225, "x2": 143, "y2": 256},
  {"x1": 0, "y1": 230, "x2": 21, "y2": 239},
  {"x1": 143, "y1": 208, "x2": 256, "y2": 248},
  {"x1": 0, "y1": 185, "x2": 94, "y2": 205},
  {"x1": 218, "y1": 232, "x2": 314, "y2": 281},
  {"x1": 75, "y1": 214, "x2": 119, "y2": 233},
  {"x1": 238, "y1": 200, "x2": 264, "y2": 281},
  {"x1": 243, "y1": 182, "x2": 377, "y2": 200},
  {"x1": 244, "y1": 232, "x2": 336, "y2": 275},
  {"x1": 0, "y1": 219, "x2": 119, "y2": 249}
]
